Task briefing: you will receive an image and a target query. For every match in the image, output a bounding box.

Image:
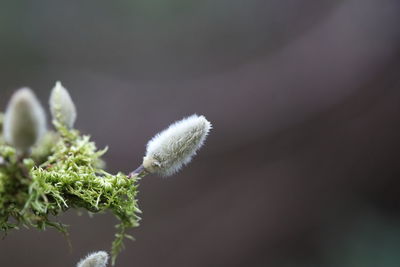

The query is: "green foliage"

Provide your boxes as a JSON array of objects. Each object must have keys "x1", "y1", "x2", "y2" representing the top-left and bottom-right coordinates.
[{"x1": 0, "y1": 114, "x2": 140, "y2": 265}]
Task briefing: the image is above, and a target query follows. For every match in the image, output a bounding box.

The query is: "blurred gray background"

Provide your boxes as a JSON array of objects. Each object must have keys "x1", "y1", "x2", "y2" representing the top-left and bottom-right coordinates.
[{"x1": 1, "y1": 0, "x2": 400, "y2": 266}]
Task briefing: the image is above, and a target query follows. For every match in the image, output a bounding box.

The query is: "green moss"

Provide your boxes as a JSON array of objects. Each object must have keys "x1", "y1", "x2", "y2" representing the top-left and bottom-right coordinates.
[{"x1": 0, "y1": 115, "x2": 140, "y2": 265}]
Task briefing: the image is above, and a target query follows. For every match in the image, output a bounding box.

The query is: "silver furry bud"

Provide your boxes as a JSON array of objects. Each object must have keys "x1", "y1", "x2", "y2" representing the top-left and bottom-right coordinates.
[
  {"x1": 4, "y1": 88, "x2": 46, "y2": 152},
  {"x1": 77, "y1": 251, "x2": 109, "y2": 267},
  {"x1": 143, "y1": 114, "x2": 212, "y2": 177},
  {"x1": 49, "y1": 81, "x2": 77, "y2": 128}
]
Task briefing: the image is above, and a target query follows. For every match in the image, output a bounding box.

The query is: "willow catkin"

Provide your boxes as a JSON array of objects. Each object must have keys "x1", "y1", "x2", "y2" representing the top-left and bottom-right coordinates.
[
  {"x1": 4, "y1": 88, "x2": 46, "y2": 152},
  {"x1": 49, "y1": 81, "x2": 77, "y2": 128},
  {"x1": 143, "y1": 114, "x2": 212, "y2": 176}
]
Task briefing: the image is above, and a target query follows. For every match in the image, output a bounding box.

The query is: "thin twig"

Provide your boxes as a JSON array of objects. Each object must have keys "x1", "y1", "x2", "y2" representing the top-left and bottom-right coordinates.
[{"x1": 128, "y1": 164, "x2": 148, "y2": 179}]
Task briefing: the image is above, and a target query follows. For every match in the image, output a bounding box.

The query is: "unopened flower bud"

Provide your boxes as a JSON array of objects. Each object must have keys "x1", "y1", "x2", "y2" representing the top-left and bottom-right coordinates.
[
  {"x1": 77, "y1": 251, "x2": 109, "y2": 267},
  {"x1": 49, "y1": 81, "x2": 77, "y2": 128},
  {"x1": 4, "y1": 88, "x2": 46, "y2": 152},
  {"x1": 143, "y1": 114, "x2": 212, "y2": 177}
]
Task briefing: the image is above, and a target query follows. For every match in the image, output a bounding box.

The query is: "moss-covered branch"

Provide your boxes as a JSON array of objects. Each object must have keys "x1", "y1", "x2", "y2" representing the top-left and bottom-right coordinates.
[
  {"x1": 0, "y1": 82, "x2": 211, "y2": 266},
  {"x1": 0, "y1": 113, "x2": 140, "y2": 264}
]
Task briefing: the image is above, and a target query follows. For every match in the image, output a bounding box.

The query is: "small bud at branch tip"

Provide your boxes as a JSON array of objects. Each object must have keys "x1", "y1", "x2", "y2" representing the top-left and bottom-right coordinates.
[
  {"x1": 77, "y1": 251, "x2": 109, "y2": 267},
  {"x1": 4, "y1": 88, "x2": 47, "y2": 153},
  {"x1": 142, "y1": 114, "x2": 212, "y2": 177},
  {"x1": 49, "y1": 81, "x2": 77, "y2": 128}
]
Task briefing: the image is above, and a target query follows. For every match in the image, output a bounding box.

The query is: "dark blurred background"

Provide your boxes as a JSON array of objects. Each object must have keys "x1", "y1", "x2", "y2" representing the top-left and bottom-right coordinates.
[{"x1": 1, "y1": 0, "x2": 400, "y2": 266}]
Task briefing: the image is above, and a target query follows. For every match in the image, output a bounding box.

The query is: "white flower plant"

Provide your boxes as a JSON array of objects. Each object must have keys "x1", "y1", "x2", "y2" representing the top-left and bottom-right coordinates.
[{"x1": 0, "y1": 82, "x2": 212, "y2": 266}]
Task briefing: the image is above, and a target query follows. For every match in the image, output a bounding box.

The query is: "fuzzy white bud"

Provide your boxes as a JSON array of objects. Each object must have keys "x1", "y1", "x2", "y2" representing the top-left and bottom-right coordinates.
[
  {"x1": 77, "y1": 251, "x2": 109, "y2": 267},
  {"x1": 4, "y1": 88, "x2": 46, "y2": 152},
  {"x1": 49, "y1": 81, "x2": 77, "y2": 128},
  {"x1": 143, "y1": 114, "x2": 212, "y2": 177}
]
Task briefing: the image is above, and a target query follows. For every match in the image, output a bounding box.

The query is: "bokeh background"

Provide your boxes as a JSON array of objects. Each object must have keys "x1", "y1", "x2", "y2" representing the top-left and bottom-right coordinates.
[{"x1": 1, "y1": 0, "x2": 400, "y2": 266}]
